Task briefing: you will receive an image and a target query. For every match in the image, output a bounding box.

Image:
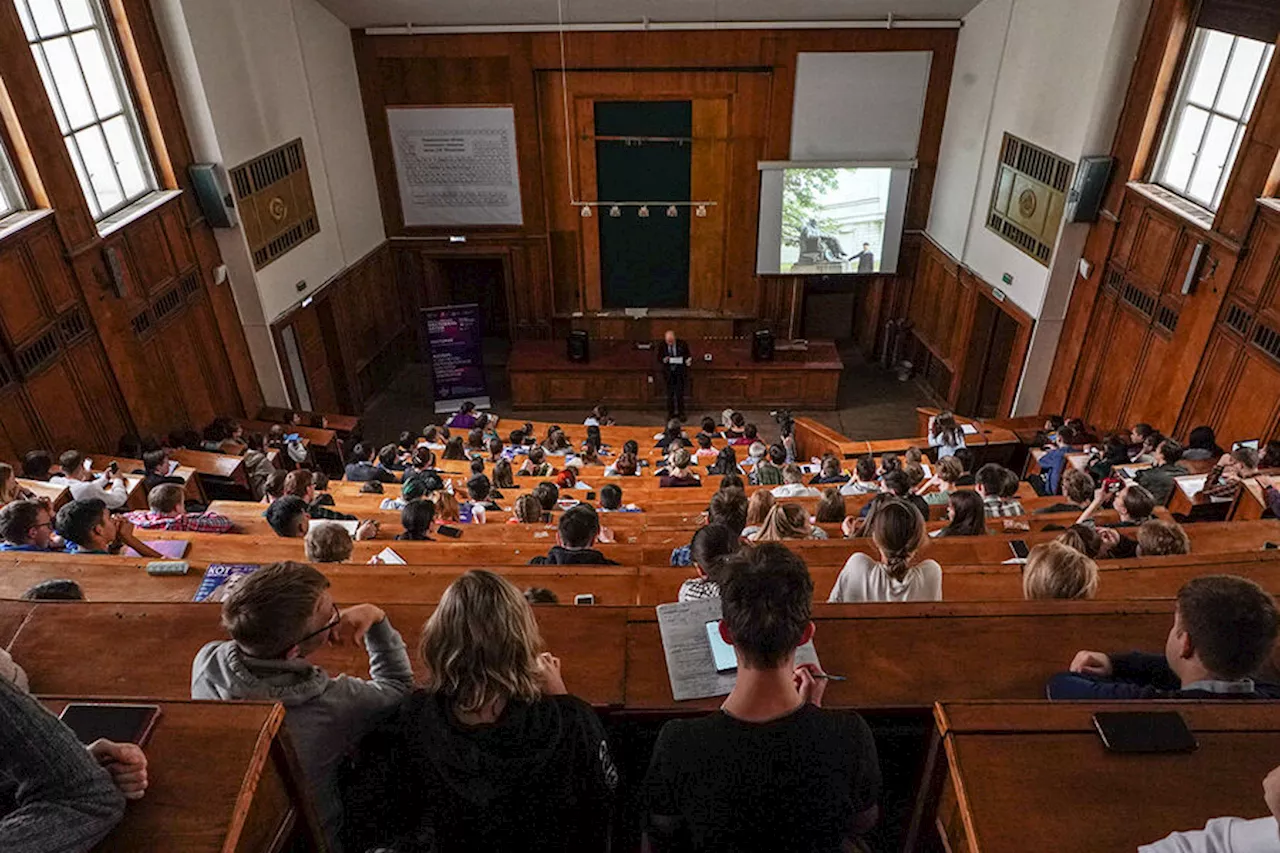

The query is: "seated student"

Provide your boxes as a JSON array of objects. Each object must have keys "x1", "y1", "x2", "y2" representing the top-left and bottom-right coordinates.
[
  {"x1": 524, "y1": 483, "x2": 556, "y2": 515},
  {"x1": 1128, "y1": 422, "x2": 1155, "y2": 458},
  {"x1": 343, "y1": 570, "x2": 616, "y2": 852},
  {"x1": 952, "y1": 447, "x2": 977, "y2": 486},
  {"x1": 192, "y1": 562, "x2": 413, "y2": 849},
  {"x1": 693, "y1": 433, "x2": 719, "y2": 462},
  {"x1": 583, "y1": 404, "x2": 613, "y2": 427},
  {"x1": 56, "y1": 499, "x2": 162, "y2": 558},
  {"x1": 422, "y1": 425, "x2": 446, "y2": 449},
  {"x1": 1056, "y1": 524, "x2": 1104, "y2": 560},
  {"x1": 750, "y1": 503, "x2": 827, "y2": 543},
  {"x1": 0, "y1": 676, "x2": 154, "y2": 847},
  {"x1": 0, "y1": 498, "x2": 64, "y2": 552},
  {"x1": 878, "y1": 453, "x2": 901, "y2": 477},
  {"x1": 742, "y1": 440, "x2": 767, "y2": 472},
  {"x1": 1086, "y1": 434, "x2": 1131, "y2": 484},
  {"x1": 241, "y1": 433, "x2": 277, "y2": 500},
  {"x1": 445, "y1": 400, "x2": 479, "y2": 430},
  {"x1": 379, "y1": 473, "x2": 436, "y2": 512},
  {"x1": 542, "y1": 428, "x2": 572, "y2": 457},
  {"x1": 599, "y1": 483, "x2": 639, "y2": 513},
  {"x1": 1134, "y1": 439, "x2": 1189, "y2": 506},
  {"x1": 740, "y1": 490, "x2": 775, "y2": 540},
  {"x1": 378, "y1": 444, "x2": 408, "y2": 477},
  {"x1": 840, "y1": 455, "x2": 881, "y2": 496},
  {"x1": 660, "y1": 449, "x2": 702, "y2": 488},
  {"x1": 1201, "y1": 446, "x2": 1261, "y2": 500},
  {"x1": 1078, "y1": 483, "x2": 1157, "y2": 559},
  {"x1": 0, "y1": 463, "x2": 36, "y2": 506},
  {"x1": 396, "y1": 497, "x2": 436, "y2": 541},
  {"x1": 518, "y1": 446, "x2": 556, "y2": 478},
  {"x1": 267, "y1": 496, "x2": 379, "y2": 541},
  {"x1": 1140, "y1": 763, "x2": 1280, "y2": 853},
  {"x1": 305, "y1": 523, "x2": 355, "y2": 563},
  {"x1": 670, "y1": 490, "x2": 749, "y2": 567},
  {"x1": 281, "y1": 470, "x2": 355, "y2": 523},
  {"x1": 656, "y1": 419, "x2": 693, "y2": 451},
  {"x1": 1261, "y1": 440, "x2": 1280, "y2": 470},
  {"x1": 528, "y1": 505, "x2": 618, "y2": 565},
  {"x1": 127, "y1": 484, "x2": 234, "y2": 533},
  {"x1": 771, "y1": 464, "x2": 822, "y2": 499},
  {"x1": 916, "y1": 456, "x2": 964, "y2": 506},
  {"x1": 460, "y1": 475, "x2": 502, "y2": 524},
  {"x1": 603, "y1": 452, "x2": 639, "y2": 477},
  {"x1": 464, "y1": 429, "x2": 486, "y2": 458},
  {"x1": 860, "y1": 469, "x2": 931, "y2": 521},
  {"x1": 1132, "y1": 429, "x2": 1164, "y2": 466},
  {"x1": 489, "y1": 459, "x2": 515, "y2": 493},
  {"x1": 138, "y1": 449, "x2": 185, "y2": 497},
  {"x1": 1035, "y1": 467, "x2": 1096, "y2": 515},
  {"x1": 441, "y1": 436, "x2": 468, "y2": 462},
  {"x1": 21, "y1": 579, "x2": 86, "y2": 601},
  {"x1": 1030, "y1": 424, "x2": 1082, "y2": 497},
  {"x1": 706, "y1": 446, "x2": 742, "y2": 477},
  {"x1": 751, "y1": 445, "x2": 786, "y2": 486},
  {"x1": 1133, "y1": 518, "x2": 1191, "y2": 557},
  {"x1": 483, "y1": 437, "x2": 504, "y2": 465},
  {"x1": 1047, "y1": 575, "x2": 1280, "y2": 700},
  {"x1": 932, "y1": 490, "x2": 988, "y2": 538},
  {"x1": 1021, "y1": 541, "x2": 1098, "y2": 600},
  {"x1": 976, "y1": 463, "x2": 1025, "y2": 517},
  {"x1": 696, "y1": 416, "x2": 721, "y2": 441},
  {"x1": 719, "y1": 472, "x2": 745, "y2": 494},
  {"x1": 644, "y1": 544, "x2": 880, "y2": 852},
  {"x1": 810, "y1": 456, "x2": 849, "y2": 486},
  {"x1": 814, "y1": 488, "x2": 846, "y2": 524},
  {"x1": 48, "y1": 451, "x2": 130, "y2": 510},
  {"x1": 830, "y1": 498, "x2": 941, "y2": 602},
  {"x1": 508, "y1": 494, "x2": 545, "y2": 525},
  {"x1": 928, "y1": 410, "x2": 966, "y2": 459},
  {"x1": 21, "y1": 450, "x2": 55, "y2": 482},
  {"x1": 261, "y1": 470, "x2": 288, "y2": 506},
  {"x1": 345, "y1": 443, "x2": 398, "y2": 484},
  {"x1": 434, "y1": 491, "x2": 462, "y2": 524},
  {"x1": 677, "y1": 523, "x2": 740, "y2": 602},
  {"x1": 728, "y1": 423, "x2": 757, "y2": 448},
  {"x1": 722, "y1": 410, "x2": 747, "y2": 439},
  {"x1": 1183, "y1": 425, "x2": 1224, "y2": 461}
]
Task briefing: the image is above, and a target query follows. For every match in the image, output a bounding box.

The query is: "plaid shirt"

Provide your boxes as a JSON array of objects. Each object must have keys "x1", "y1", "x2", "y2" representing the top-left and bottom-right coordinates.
[
  {"x1": 983, "y1": 496, "x2": 1026, "y2": 518},
  {"x1": 126, "y1": 510, "x2": 235, "y2": 534}
]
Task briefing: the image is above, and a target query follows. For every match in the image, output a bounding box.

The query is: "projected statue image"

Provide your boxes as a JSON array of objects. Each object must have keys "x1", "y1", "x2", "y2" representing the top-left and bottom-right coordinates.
[
  {"x1": 778, "y1": 167, "x2": 888, "y2": 274},
  {"x1": 798, "y1": 218, "x2": 847, "y2": 265}
]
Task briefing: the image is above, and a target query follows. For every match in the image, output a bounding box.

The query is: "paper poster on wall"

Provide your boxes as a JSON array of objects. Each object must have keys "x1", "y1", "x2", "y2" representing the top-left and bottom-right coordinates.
[{"x1": 387, "y1": 106, "x2": 523, "y2": 226}]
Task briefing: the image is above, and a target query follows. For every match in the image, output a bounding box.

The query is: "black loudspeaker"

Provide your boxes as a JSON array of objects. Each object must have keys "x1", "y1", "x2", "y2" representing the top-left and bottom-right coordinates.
[
  {"x1": 752, "y1": 329, "x2": 774, "y2": 362},
  {"x1": 567, "y1": 330, "x2": 589, "y2": 363},
  {"x1": 1066, "y1": 156, "x2": 1116, "y2": 223}
]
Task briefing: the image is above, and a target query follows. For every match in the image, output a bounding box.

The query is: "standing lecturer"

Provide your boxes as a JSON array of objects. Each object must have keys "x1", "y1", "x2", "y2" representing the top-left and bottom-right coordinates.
[{"x1": 658, "y1": 330, "x2": 692, "y2": 421}]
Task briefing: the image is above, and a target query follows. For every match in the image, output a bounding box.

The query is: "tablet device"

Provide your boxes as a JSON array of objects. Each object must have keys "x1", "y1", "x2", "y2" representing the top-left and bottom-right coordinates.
[
  {"x1": 705, "y1": 620, "x2": 737, "y2": 673},
  {"x1": 437, "y1": 524, "x2": 463, "y2": 539},
  {"x1": 1234, "y1": 439, "x2": 1260, "y2": 451},
  {"x1": 60, "y1": 703, "x2": 161, "y2": 747},
  {"x1": 1093, "y1": 711, "x2": 1197, "y2": 754}
]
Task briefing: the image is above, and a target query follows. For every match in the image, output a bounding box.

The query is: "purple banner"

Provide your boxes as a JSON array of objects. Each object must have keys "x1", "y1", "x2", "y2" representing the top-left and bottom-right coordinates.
[{"x1": 421, "y1": 304, "x2": 489, "y2": 413}]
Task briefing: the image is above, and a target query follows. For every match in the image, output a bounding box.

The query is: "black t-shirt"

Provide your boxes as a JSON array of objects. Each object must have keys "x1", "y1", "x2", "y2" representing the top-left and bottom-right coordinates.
[{"x1": 643, "y1": 703, "x2": 880, "y2": 852}]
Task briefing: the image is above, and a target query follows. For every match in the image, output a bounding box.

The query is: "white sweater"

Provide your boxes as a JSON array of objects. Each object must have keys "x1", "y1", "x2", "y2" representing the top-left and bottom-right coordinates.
[
  {"x1": 827, "y1": 553, "x2": 942, "y2": 603},
  {"x1": 1140, "y1": 817, "x2": 1280, "y2": 853}
]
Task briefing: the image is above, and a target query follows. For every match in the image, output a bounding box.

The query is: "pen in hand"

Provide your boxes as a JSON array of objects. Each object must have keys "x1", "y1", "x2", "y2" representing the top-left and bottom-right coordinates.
[{"x1": 813, "y1": 673, "x2": 846, "y2": 682}]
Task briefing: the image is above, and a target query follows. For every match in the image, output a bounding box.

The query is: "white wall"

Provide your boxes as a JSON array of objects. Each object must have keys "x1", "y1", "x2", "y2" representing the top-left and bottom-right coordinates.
[
  {"x1": 150, "y1": 0, "x2": 385, "y2": 404},
  {"x1": 925, "y1": 0, "x2": 1151, "y2": 413}
]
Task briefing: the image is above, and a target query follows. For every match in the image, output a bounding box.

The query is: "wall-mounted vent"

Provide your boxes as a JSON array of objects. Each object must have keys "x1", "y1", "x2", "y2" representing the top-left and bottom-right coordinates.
[
  {"x1": 131, "y1": 309, "x2": 152, "y2": 338},
  {"x1": 0, "y1": 356, "x2": 13, "y2": 388},
  {"x1": 1254, "y1": 323, "x2": 1280, "y2": 365},
  {"x1": 1121, "y1": 282, "x2": 1156, "y2": 318},
  {"x1": 179, "y1": 272, "x2": 200, "y2": 298},
  {"x1": 153, "y1": 286, "x2": 183, "y2": 321},
  {"x1": 16, "y1": 328, "x2": 59, "y2": 376},
  {"x1": 229, "y1": 139, "x2": 319, "y2": 271},
  {"x1": 1104, "y1": 266, "x2": 1124, "y2": 293},
  {"x1": 57, "y1": 308, "x2": 88, "y2": 344},
  {"x1": 1224, "y1": 303, "x2": 1254, "y2": 337},
  {"x1": 1155, "y1": 304, "x2": 1180, "y2": 334},
  {"x1": 986, "y1": 134, "x2": 1074, "y2": 267}
]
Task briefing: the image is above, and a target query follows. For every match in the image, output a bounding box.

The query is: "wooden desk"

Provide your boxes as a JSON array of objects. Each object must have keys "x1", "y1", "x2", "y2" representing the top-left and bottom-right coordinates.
[
  {"x1": 241, "y1": 421, "x2": 339, "y2": 457},
  {"x1": 12, "y1": 602, "x2": 628, "y2": 707},
  {"x1": 507, "y1": 339, "x2": 844, "y2": 410},
  {"x1": 257, "y1": 406, "x2": 361, "y2": 437},
  {"x1": 930, "y1": 701, "x2": 1280, "y2": 853},
  {"x1": 97, "y1": 457, "x2": 203, "y2": 503},
  {"x1": 17, "y1": 478, "x2": 70, "y2": 509},
  {"x1": 1232, "y1": 477, "x2": 1273, "y2": 521},
  {"x1": 39, "y1": 697, "x2": 320, "y2": 853},
  {"x1": 168, "y1": 449, "x2": 249, "y2": 490}
]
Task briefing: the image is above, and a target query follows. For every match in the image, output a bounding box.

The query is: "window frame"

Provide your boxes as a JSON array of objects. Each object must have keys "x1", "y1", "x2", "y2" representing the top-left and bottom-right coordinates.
[
  {"x1": 15, "y1": 0, "x2": 159, "y2": 221},
  {"x1": 1152, "y1": 26, "x2": 1274, "y2": 213},
  {"x1": 0, "y1": 140, "x2": 24, "y2": 219}
]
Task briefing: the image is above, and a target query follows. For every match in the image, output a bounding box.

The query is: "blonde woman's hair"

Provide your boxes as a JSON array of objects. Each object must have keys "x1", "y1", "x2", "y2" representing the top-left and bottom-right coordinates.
[
  {"x1": 512, "y1": 493, "x2": 543, "y2": 523},
  {"x1": 869, "y1": 497, "x2": 925, "y2": 582},
  {"x1": 750, "y1": 503, "x2": 808, "y2": 542},
  {"x1": 0, "y1": 463, "x2": 17, "y2": 502},
  {"x1": 1022, "y1": 541, "x2": 1098, "y2": 600},
  {"x1": 420, "y1": 570, "x2": 544, "y2": 714},
  {"x1": 745, "y1": 490, "x2": 775, "y2": 527},
  {"x1": 435, "y1": 491, "x2": 460, "y2": 522},
  {"x1": 1136, "y1": 519, "x2": 1191, "y2": 557},
  {"x1": 304, "y1": 523, "x2": 354, "y2": 563}
]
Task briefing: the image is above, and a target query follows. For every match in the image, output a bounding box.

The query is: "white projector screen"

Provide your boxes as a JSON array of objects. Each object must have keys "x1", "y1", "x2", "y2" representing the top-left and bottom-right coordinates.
[{"x1": 756, "y1": 163, "x2": 912, "y2": 276}]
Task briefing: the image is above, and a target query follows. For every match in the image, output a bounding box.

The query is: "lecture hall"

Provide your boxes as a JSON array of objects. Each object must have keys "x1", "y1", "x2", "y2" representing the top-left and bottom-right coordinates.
[{"x1": 2, "y1": 0, "x2": 1280, "y2": 851}]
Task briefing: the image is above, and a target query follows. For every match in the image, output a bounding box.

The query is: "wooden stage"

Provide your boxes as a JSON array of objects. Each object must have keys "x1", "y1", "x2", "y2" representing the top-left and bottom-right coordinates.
[{"x1": 507, "y1": 338, "x2": 843, "y2": 409}]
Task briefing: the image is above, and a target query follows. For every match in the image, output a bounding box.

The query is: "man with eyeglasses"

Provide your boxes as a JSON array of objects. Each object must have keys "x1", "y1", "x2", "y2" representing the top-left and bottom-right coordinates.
[
  {"x1": 191, "y1": 561, "x2": 413, "y2": 852},
  {"x1": 0, "y1": 498, "x2": 65, "y2": 552}
]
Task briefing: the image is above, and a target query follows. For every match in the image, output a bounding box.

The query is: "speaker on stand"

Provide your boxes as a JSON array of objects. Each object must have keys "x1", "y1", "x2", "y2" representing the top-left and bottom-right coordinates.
[
  {"x1": 567, "y1": 330, "x2": 590, "y2": 363},
  {"x1": 752, "y1": 329, "x2": 775, "y2": 362}
]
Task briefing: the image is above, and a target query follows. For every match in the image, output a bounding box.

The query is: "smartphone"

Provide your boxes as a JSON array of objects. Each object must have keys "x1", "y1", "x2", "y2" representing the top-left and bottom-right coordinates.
[
  {"x1": 1009, "y1": 540, "x2": 1030, "y2": 560},
  {"x1": 437, "y1": 524, "x2": 463, "y2": 539},
  {"x1": 574, "y1": 593, "x2": 595, "y2": 605},
  {"x1": 586, "y1": 491, "x2": 597, "y2": 501},
  {"x1": 1265, "y1": 542, "x2": 1278, "y2": 550},
  {"x1": 541, "y1": 511, "x2": 553, "y2": 524},
  {"x1": 60, "y1": 703, "x2": 161, "y2": 747},
  {"x1": 106, "y1": 461, "x2": 119, "y2": 475},
  {"x1": 285, "y1": 433, "x2": 300, "y2": 442},
  {"x1": 1093, "y1": 711, "x2": 1198, "y2": 754},
  {"x1": 705, "y1": 620, "x2": 737, "y2": 673}
]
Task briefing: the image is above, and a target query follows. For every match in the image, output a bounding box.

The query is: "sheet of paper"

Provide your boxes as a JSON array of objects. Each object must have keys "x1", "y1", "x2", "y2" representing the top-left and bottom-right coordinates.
[
  {"x1": 375, "y1": 547, "x2": 406, "y2": 565},
  {"x1": 312, "y1": 519, "x2": 359, "y2": 536},
  {"x1": 1177, "y1": 475, "x2": 1208, "y2": 499},
  {"x1": 656, "y1": 599, "x2": 820, "y2": 702},
  {"x1": 167, "y1": 460, "x2": 180, "y2": 476},
  {"x1": 961, "y1": 424, "x2": 978, "y2": 435},
  {"x1": 124, "y1": 540, "x2": 189, "y2": 559}
]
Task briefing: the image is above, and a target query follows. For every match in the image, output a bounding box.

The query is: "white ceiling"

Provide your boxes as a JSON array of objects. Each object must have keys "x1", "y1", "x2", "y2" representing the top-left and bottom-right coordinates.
[{"x1": 314, "y1": 0, "x2": 983, "y2": 29}]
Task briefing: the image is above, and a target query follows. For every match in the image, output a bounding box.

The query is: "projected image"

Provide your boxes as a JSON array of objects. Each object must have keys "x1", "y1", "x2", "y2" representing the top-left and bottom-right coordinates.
[{"x1": 781, "y1": 167, "x2": 890, "y2": 274}]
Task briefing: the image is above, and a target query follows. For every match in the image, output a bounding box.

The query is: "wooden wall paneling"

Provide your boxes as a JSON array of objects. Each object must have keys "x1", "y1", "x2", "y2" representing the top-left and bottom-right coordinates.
[
  {"x1": 1127, "y1": 206, "x2": 1181, "y2": 289},
  {"x1": 723, "y1": 73, "x2": 772, "y2": 316},
  {"x1": 188, "y1": 226, "x2": 262, "y2": 418},
  {"x1": 123, "y1": 215, "x2": 179, "y2": 296},
  {"x1": 21, "y1": 360, "x2": 103, "y2": 452},
  {"x1": 1215, "y1": 349, "x2": 1280, "y2": 444},
  {"x1": 24, "y1": 228, "x2": 77, "y2": 313},
  {"x1": 1064, "y1": 286, "x2": 1119, "y2": 418},
  {"x1": 535, "y1": 70, "x2": 582, "y2": 317},
  {"x1": 1237, "y1": 209, "x2": 1280, "y2": 307},
  {"x1": 0, "y1": 240, "x2": 54, "y2": 346},
  {"x1": 1179, "y1": 329, "x2": 1244, "y2": 434},
  {"x1": 688, "y1": 98, "x2": 729, "y2": 311},
  {"x1": 0, "y1": 387, "x2": 49, "y2": 459},
  {"x1": 1087, "y1": 304, "x2": 1151, "y2": 430},
  {"x1": 61, "y1": 339, "x2": 130, "y2": 447}
]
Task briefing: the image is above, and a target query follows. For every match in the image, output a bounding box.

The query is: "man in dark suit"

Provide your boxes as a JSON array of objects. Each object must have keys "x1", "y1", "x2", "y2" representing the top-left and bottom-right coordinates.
[{"x1": 658, "y1": 329, "x2": 692, "y2": 421}]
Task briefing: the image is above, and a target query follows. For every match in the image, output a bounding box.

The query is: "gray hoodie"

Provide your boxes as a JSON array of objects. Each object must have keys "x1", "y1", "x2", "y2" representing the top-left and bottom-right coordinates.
[{"x1": 190, "y1": 618, "x2": 414, "y2": 851}]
